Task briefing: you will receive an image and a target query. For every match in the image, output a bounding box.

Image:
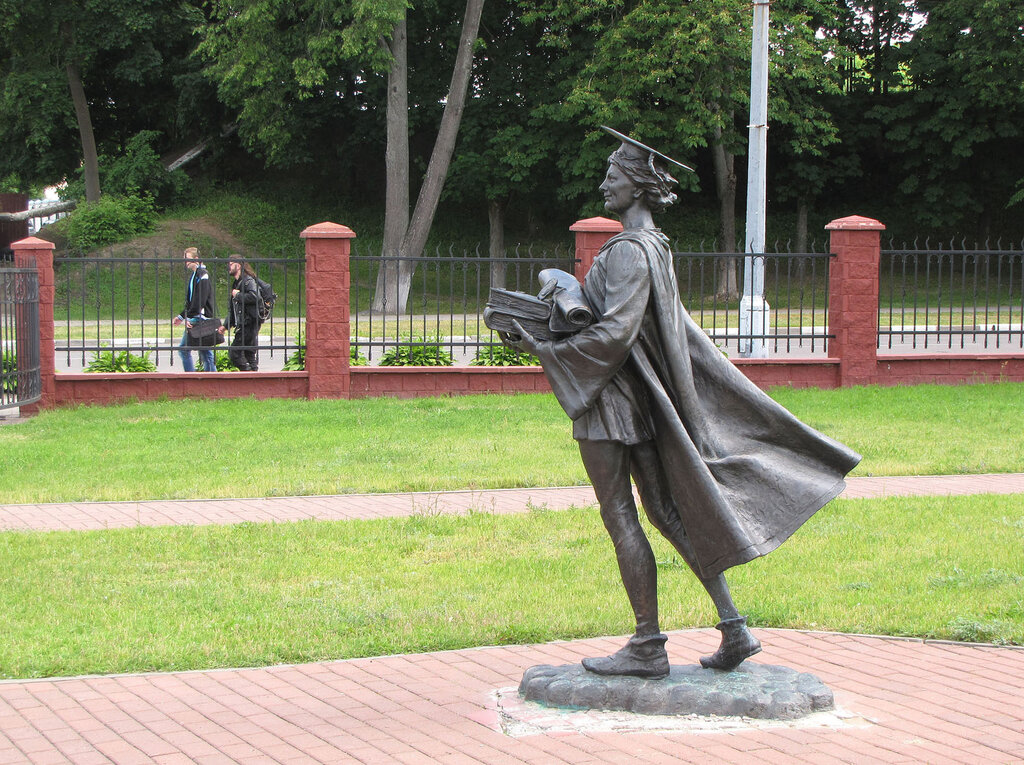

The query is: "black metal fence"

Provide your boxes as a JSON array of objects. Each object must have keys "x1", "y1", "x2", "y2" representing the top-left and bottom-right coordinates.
[
  {"x1": 879, "y1": 240, "x2": 1024, "y2": 351},
  {"x1": 53, "y1": 253, "x2": 304, "y2": 371},
  {"x1": 350, "y1": 241, "x2": 834, "y2": 363},
  {"x1": 673, "y1": 246, "x2": 833, "y2": 357},
  {"x1": 350, "y1": 245, "x2": 578, "y2": 364},
  {"x1": 1, "y1": 267, "x2": 41, "y2": 409}
]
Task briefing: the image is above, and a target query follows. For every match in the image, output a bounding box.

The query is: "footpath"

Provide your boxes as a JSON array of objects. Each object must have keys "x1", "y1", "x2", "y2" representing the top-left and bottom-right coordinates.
[{"x1": 1, "y1": 475, "x2": 1022, "y2": 764}]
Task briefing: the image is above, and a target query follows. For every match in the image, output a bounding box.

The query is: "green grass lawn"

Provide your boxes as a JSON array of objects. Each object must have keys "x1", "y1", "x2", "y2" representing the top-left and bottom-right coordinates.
[
  {"x1": 1, "y1": 382, "x2": 1022, "y2": 504},
  {"x1": 1, "y1": 381, "x2": 1022, "y2": 679},
  {"x1": 0, "y1": 493, "x2": 1019, "y2": 679}
]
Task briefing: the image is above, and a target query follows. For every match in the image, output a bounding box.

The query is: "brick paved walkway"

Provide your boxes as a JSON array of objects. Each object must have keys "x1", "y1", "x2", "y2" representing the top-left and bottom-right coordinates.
[
  {"x1": 0, "y1": 630, "x2": 1021, "y2": 764},
  {"x1": 1, "y1": 475, "x2": 1022, "y2": 764},
  {"x1": 2, "y1": 473, "x2": 1023, "y2": 532}
]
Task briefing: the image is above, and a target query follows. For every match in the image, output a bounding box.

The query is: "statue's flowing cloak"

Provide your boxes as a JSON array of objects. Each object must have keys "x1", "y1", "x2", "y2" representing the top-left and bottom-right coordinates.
[{"x1": 536, "y1": 228, "x2": 861, "y2": 578}]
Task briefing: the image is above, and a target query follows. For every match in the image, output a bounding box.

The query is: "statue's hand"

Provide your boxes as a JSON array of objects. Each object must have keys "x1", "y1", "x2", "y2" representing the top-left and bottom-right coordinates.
[
  {"x1": 537, "y1": 277, "x2": 558, "y2": 302},
  {"x1": 503, "y1": 319, "x2": 544, "y2": 356}
]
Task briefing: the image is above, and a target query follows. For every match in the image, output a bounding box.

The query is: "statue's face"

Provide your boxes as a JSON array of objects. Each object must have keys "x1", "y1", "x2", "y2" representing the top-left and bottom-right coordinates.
[{"x1": 600, "y1": 163, "x2": 638, "y2": 215}]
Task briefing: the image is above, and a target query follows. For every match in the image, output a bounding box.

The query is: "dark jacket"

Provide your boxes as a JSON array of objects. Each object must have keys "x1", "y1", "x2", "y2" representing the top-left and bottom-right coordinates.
[
  {"x1": 225, "y1": 273, "x2": 260, "y2": 330},
  {"x1": 535, "y1": 229, "x2": 861, "y2": 578},
  {"x1": 179, "y1": 264, "x2": 216, "y2": 319}
]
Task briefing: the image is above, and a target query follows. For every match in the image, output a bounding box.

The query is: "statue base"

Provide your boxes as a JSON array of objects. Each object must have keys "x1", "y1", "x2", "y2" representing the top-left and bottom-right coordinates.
[{"x1": 519, "y1": 662, "x2": 833, "y2": 720}]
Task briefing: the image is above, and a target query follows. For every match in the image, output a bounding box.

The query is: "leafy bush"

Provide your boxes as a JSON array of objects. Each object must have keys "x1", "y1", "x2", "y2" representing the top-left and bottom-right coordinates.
[
  {"x1": 470, "y1": 344, "x2": 539, "y2": 366},
  {"x1": 282, "y1": 345, "x2": 305, "y2": 371},
  {"x1": 1, "y1": 351, "x2": 16, "y2": 393},
  {"x1": 379, "y1": 338, "x2": 454, "y2": 367},
  {"x1": 281, "y1": 342, "x2": 367, "y2": 371},
  {"x1": 64, "y1": 131, "x2": 189, "y2": 208},
  {"x1": 84, "y1": 349, "x2": 158, "y2": 373},
  {"x1": 61, "y1": 195, "x2": 157, "y2": 251},
  {"x1": 103, "y1": 131, "x2": 190, "y2": 206}
]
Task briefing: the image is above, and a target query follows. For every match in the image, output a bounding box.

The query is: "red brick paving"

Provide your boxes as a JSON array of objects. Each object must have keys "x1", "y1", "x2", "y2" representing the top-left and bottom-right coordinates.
[
  {"x1": 0, "y1": 630, "x2": 1020, "y2": 764},
  {"x1": 1, "y1": 474, "x2": 1022, "y2": 532},
  {"x1": 0, "y1": 475, "x2": 1022, "y2": 763}
]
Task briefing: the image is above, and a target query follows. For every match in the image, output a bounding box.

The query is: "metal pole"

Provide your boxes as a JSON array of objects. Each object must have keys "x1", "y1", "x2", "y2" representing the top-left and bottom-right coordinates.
[{"x1": 739, "y1": 0, "x2": 771, "y2": 357}]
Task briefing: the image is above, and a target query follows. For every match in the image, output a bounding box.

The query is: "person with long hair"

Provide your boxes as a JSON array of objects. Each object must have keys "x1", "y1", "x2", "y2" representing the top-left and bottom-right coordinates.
[
  {"x1": 505, "y1": 129, "x2": 860, "y2": 677},
  {"x1": 222, "y1": 257, "x2": 261, "y2": 371}
]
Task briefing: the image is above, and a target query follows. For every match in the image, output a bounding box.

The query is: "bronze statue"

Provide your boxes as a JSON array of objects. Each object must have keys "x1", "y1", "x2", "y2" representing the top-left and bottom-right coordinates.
[{"x1": 503, "y1": 127, "x2": 861, "y2": 678}]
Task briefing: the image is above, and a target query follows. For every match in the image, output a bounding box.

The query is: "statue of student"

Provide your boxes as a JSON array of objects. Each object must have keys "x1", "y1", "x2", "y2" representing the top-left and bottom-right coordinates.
[{"x1": 504, "y1": 128, "x2": 861, "y2": 677}]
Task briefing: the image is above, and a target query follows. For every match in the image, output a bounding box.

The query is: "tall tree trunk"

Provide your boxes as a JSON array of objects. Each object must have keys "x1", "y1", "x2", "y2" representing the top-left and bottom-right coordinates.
[
  {"x1": 488, "y1": 198, "x2": 506, "y2": 289},
  {"x1": 370, "y1": 0, "x2": 486, "y2": 315},
  {"x1": 795, "y1": 198, "x2": 808, "y2": 253},
  {"x1": 372, "y1": 18, "x2": 411, "y2": 313},
  {"x1": 62, "y1": 24, "x2": 100, "y2": 203},
  {"x1": 710, "y1": 125, "x2": 738, "y2": 300}
]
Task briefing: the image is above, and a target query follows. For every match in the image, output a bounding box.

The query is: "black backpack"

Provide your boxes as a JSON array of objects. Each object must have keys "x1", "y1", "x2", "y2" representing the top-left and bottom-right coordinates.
[{"x1": 255, "y1": 276, "x2": 277, "y2": 322}]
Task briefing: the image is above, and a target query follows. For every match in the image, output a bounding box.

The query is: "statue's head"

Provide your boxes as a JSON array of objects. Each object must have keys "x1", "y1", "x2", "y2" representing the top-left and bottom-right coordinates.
[{"x1": 602, "y1": 127, "x2": 692, "y2": 214}]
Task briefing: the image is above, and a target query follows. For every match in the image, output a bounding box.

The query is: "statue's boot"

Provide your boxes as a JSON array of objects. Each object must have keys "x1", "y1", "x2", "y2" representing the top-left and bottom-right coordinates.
[
  {"x1": 582, "y1": 633, "x2": 669, "y2": 679},
  {"x1": 699, "y1": 616, "x2": 761, "y2": 671}
]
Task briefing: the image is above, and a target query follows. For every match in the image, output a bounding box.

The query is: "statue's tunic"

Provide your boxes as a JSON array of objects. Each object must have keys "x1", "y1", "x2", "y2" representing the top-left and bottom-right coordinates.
[{"x1": 536, "y1": 228, "x2": 861, "y2": 578}]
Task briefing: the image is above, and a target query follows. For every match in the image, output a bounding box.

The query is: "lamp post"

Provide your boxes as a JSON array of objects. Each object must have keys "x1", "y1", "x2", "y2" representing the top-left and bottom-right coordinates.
[{"x1": 738, "y1": 0, "x2": 771, "y2": 358}]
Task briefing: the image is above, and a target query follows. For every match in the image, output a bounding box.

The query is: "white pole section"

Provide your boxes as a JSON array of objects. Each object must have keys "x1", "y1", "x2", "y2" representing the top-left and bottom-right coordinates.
[{"x1": 739, "y1": 0, "x2": 771, "y2": 358}]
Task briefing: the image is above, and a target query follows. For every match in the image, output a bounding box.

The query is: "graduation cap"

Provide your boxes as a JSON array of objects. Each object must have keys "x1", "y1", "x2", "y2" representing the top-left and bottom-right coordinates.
[{"x1": 601, "y1": 125, "x2": 695, "y2": 174}]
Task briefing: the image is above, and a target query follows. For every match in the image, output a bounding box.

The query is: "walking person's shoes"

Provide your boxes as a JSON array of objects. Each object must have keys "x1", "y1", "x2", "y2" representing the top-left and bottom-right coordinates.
[
  {"x1": 699, "y1": 615, "x2": 762, "y2": 671},
  {"x1": 582, "y1": 632, "x2": 670, "y2": 679}
]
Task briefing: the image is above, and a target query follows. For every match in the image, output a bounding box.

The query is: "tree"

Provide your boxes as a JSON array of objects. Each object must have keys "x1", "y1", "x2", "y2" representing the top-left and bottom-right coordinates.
[
  {"x1": 883, "y1": 0, "x2": 1024, "y2": 234},
  {"x1": 200, "y1": 0, "x2": 485, "y2": 314},
  {"x1": 0, "y1": 0, "x2": 209, "y2": 201},
  {"x1": 372, "y1": 0, "x2": 486, "y2": 312},
  {"x1": 445, "y1": 2, "x2": 569, "y2": 287},
  {"x1": 838, "y1": 0, "x2": 918, "y2": 95},
  {"x1": 526, "y1": 0, "x2": 845, "y2": 297}
]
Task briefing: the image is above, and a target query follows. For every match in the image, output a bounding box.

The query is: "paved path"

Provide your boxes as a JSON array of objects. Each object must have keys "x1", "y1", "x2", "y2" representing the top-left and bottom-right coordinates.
[
  {"x1": 2, "y1": 473, "x2": 1024, "y2": 532},
  {"x1": 1, "y1": 475, "x2": 1022, "y2": 764}
]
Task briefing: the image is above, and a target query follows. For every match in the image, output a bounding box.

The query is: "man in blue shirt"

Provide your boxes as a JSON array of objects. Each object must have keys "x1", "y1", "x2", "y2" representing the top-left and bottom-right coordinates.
[{"x1": 172, "y1": 247, "x2": 217, "y2": 372}]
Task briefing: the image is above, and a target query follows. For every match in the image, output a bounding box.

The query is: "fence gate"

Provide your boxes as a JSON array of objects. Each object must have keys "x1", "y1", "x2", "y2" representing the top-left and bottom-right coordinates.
[{"x1": 0, "y1": 267, "x2": 41, "y2": 410}]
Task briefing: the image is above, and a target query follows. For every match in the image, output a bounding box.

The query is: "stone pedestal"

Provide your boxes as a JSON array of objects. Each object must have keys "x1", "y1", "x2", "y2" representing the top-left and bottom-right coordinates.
[{"x1": 520, "y1": 663, "x2": 833, "y2": 721}]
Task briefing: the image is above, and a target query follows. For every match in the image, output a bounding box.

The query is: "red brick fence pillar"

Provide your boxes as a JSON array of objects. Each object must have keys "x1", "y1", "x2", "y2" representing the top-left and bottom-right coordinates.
[
  {"x1": 825, "y1": 215, "x2": 884, "y2": 387},
  {"x1": 570, "y1": 216, "x2": 622, "y2": 283},
  {"x1": 11, "y1": 237, "x2": 55, "y2": 413},
  {"x1": 300, "y1": 222, "x2": 355, "y2": 399}
]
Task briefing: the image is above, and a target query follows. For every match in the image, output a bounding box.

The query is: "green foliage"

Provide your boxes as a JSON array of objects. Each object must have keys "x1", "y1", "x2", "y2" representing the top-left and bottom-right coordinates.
[
  {"x1": 350, "y1": 345, "x2": 369, "y2": 367},
  {"x1": 63, "y1": 131, "x2": 191, "y2": 208},
  {"x1": 379, "y1": 338, "x2": 454, "y2": 367},
  {"x1": 280, "y1": 337, "x2": 366, "y2": 371},
  {"x1": 0, "y1": 0, "x2": 216, "y2": 194},
  {"x1": 282, "y1": 345, "x2": 305, "y2": 371},
  {"x1": 469, "y1": 344, "x2": 539, "y2": 366},
  {"x1": 83, "y1": 349, "x2": 158, "y2": 373},
  {"x1": 1, "y1": 351, "x2": 16, "y2": 393},
  {"x1": 60, "y1": 195, "x2": 157, "y2": 251}
]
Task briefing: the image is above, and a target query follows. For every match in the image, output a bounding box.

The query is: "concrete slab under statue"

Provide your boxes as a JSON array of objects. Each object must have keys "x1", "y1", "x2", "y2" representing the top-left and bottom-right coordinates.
[{"x1": 494, "y1": 127, "x2": 860, "y2": 718}]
